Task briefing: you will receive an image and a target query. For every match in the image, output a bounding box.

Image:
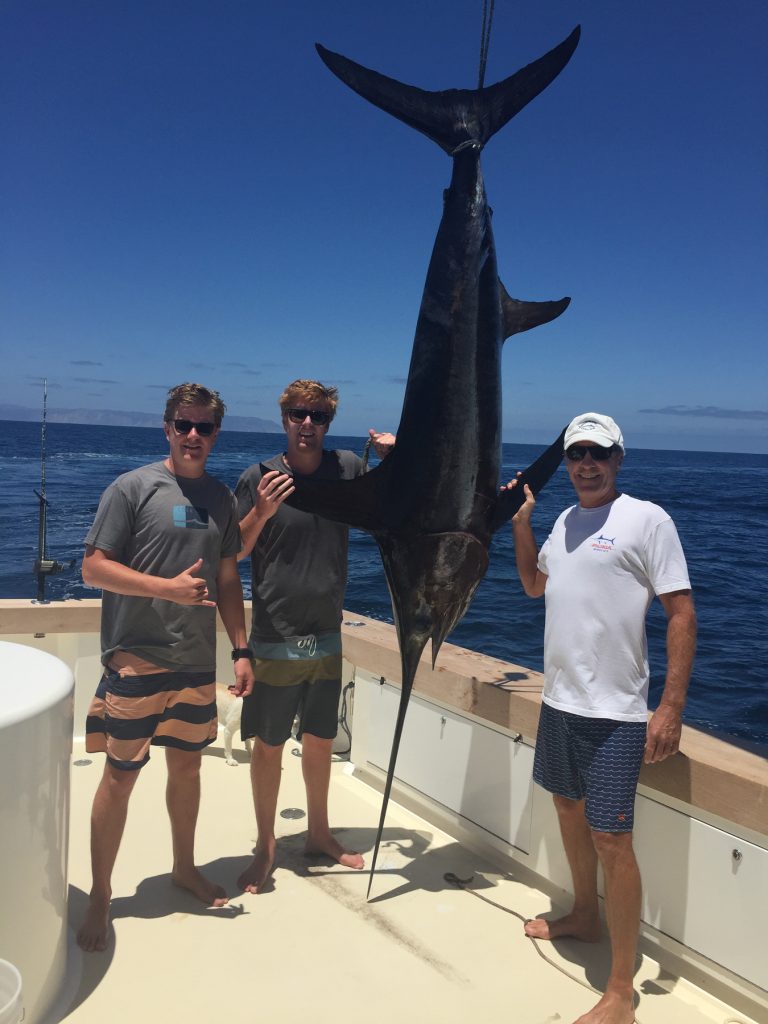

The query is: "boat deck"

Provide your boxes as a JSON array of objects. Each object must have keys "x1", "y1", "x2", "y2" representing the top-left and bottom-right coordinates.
[{"x1": 53, "y1": 735, "x2": 756, "y2": 1024}]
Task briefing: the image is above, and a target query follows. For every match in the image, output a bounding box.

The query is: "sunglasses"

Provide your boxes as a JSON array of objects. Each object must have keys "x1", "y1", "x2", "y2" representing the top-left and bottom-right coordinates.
[
  {"x1": 167, "y1": 419, "x2": 217, "y2": 437},
  {"x1": 286, "y1": 407, "x2": 331, "y2": 426},
  {"x1": 566, "y1": 444, "x2": 617, "y2": 462}
]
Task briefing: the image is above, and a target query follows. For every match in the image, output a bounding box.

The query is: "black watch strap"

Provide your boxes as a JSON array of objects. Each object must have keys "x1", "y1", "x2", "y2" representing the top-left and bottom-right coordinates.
[{"x1": 231, "y1": 647, "x2": 252, "y2": 661}]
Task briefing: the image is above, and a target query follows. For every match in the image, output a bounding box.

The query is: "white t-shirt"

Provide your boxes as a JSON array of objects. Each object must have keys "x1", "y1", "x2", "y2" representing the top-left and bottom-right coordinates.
[{"x1": 538, "y1": 493, "x2": 690, "y2": 722}]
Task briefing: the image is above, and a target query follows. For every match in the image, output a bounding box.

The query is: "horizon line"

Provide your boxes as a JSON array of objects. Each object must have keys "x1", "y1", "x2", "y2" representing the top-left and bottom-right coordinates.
[{"x1": 2, "y1": 416, "x2": 766, "y2": 458}]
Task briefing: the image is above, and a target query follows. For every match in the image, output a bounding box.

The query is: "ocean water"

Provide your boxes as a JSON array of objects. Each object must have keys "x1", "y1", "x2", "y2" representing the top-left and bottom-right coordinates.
[{"x1": 1, "y1": 419, "x2": 766, "y2": 749}]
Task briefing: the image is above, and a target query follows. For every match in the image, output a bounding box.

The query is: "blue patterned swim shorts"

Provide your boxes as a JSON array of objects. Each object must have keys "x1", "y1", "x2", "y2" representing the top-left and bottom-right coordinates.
[{"x1": 533, "y1": 702, "x2": 647, "y2": 832}]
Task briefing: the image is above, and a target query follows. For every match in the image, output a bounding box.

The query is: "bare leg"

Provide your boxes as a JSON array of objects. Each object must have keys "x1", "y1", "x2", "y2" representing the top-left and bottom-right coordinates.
[
  {"x1": 237, "y1": 738, "x2": 283, "y2": 893},
  {"x1": 165, "y1": 747, "x2": 227, "y2": 906},
  {"x1": 525, "y1": 795, "x2": 601, "y2": 942},
  {"x1": 302, "y1": 732, "x2": 364, "y2": 869},
  {"x1": 572, "y1": 830, "x2": 639, "y2": 1024},
  {"x1": 77, "y1": 761, "x2": 140, "y2": 952}
]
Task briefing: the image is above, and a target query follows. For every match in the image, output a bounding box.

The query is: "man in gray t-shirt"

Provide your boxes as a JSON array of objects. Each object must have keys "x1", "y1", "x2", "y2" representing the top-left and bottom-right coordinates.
[
  {"x1": 234, "y1": 378, "x2": 394, "y2": 895},
  {"x1": 77, "y1": 383, "x2": 254, "y2": 954}
]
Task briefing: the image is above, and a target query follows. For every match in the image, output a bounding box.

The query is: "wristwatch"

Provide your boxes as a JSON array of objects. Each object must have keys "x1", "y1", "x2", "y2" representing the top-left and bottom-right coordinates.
[{"x1": 231, "y1": 647, "x2": 252, "y2": 661}]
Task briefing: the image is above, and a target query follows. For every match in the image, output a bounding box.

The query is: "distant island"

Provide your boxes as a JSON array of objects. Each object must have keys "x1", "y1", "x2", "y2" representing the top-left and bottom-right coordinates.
[{"x1": 0, "y1": 403, "x2": 282, "y2": 434}]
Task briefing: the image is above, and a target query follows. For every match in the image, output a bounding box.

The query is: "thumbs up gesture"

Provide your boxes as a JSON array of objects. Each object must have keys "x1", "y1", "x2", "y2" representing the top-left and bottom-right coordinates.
[{"x1": 165, "y1": 558, "x2": 216, "y2": 606}]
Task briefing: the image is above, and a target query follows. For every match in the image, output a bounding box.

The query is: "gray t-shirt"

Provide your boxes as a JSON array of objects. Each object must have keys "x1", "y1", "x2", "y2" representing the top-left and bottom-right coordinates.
[
  {"x1": 235, "y1": 450, "x2": 363, "y2": 643},
  {"x1": 85, "y1": 460, "x2": 240, "y2": 672}
]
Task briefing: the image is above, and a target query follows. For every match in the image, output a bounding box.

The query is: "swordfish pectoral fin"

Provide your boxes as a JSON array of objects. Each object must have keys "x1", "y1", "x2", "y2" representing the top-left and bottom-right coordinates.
[
  {"x1": 490, "y1": 429, "x2": 566, "y2": 532},
  {"x1": 500, "y1": 282, "x2": 570, "y2": 339},
  {"x1": 273, "y1": 458, "x2": 393, "y2": 534}
]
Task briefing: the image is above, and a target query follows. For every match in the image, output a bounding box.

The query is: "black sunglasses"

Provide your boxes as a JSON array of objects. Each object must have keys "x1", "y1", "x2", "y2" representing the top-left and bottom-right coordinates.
[
  {"x1": 286, "y1": 407, "x2": 331, "y2": 426},
  {"x1": 167, "y1": 419, "x2": 217, "y2": 437},
  {"x1": 566, "y1": 444, "x2": 617, "y2": 462}
]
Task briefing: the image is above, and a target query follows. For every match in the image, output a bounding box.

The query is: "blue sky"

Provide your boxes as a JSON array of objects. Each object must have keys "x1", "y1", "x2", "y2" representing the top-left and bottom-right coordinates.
[{"x1": 2, "y1": 1, "x2": 766, "y2": 452}]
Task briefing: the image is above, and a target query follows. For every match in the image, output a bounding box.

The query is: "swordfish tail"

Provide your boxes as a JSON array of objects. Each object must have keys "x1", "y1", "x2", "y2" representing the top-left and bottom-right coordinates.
[{"x1": 316, "y1": 26, "x2": 580, "y2": 155}]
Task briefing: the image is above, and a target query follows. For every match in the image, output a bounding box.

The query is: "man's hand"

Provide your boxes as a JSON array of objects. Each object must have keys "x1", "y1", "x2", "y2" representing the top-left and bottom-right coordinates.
[
  {"x1": 501, "y1": 474, "x2": 536, "y2": 526},
  {"x1": 646, "y1": 590, "x2": 696, "y2": 764},
  {"x1": 513, "y1": 483, "x2": 536, "y2": 525},
  {"x1": 164, "y1": 558, "x2": 216, "y2": 606},
  {"x1": 238, "y1": 471, "x2": 295, "y2": 561},
  {"x1": 644, "y1": 703, "x2": 683, "y2": 764},
  {"x1": 505, "y1": 475, "x2": 546, "y2": 598},
  {"x1": 255, "y1": 470, "x2": 295, "y2": 519},
  {"x1": 230, "y1": 658, "x2": 255, "y2": 698},
  {"x1": 368, "y1": 428, "x2": 396, "y2": 459}
]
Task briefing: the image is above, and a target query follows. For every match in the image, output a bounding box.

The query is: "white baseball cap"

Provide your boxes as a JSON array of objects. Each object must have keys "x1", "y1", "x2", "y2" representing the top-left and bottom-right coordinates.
[{"x1": 564, "y1": 412, "x2": 624, "y2": 451}]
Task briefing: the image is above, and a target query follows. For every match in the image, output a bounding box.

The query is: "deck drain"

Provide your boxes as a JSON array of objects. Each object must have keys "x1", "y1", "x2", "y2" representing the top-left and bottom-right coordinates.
[{"x1": 280, "y1": 807, "x2": 305, "y2": 820}]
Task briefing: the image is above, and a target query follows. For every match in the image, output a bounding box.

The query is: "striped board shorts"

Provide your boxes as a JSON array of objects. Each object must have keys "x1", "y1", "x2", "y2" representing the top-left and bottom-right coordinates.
[{"x1": 85, "y1": 660, "x2": 217, "y2": 771}]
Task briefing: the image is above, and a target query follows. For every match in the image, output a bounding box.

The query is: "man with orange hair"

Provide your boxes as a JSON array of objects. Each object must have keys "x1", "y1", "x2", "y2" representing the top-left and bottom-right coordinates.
[{"x1": 235, "y1": 379, "x2": 393, "y2": 893}]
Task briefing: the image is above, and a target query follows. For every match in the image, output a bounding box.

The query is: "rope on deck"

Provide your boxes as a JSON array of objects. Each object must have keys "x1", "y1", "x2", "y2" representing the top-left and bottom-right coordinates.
[{"x1": 443, "y1": 870, "x2": 650, "y2": 1020}]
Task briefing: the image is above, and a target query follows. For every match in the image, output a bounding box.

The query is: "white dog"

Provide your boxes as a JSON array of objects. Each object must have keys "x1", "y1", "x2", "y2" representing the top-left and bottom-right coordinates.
[{"x1": 215, "y1": 683, "x2": 253, "y2": 766}]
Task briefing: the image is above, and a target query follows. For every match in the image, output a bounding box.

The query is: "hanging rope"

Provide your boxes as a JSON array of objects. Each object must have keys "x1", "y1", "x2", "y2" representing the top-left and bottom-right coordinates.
[{"x1": 477, "y1": 0, "x2": 496, "y2": 89}]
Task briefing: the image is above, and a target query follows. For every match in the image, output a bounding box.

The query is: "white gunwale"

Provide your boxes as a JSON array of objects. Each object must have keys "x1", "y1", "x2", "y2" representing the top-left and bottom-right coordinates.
[{"x1": 1, "y1": 598, "x2": 765, "y2": 837}]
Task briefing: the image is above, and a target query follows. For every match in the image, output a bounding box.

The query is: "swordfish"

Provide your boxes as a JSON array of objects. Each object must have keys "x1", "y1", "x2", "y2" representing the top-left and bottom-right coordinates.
[{"x1": 286, "y1": 27, "x2": 580, "y2": 893}]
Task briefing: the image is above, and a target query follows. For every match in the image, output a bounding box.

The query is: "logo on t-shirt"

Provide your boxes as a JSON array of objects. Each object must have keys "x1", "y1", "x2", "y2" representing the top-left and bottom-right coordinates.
[
  {"x1": 172, "y1": 505, "x2": 209, "y2": 530},
  {"x1": 591, "y1": 533, "x2": 616, "y2": 552}
]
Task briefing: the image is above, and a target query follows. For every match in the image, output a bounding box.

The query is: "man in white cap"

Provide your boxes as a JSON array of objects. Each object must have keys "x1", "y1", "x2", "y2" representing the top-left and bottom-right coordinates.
[{"x1": 510, "y1": 412, "x2": 696, "y2": 1024}]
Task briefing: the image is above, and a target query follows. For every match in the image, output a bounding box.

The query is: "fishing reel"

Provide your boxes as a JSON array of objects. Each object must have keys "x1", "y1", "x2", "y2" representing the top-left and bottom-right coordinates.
[
  {"x1": 32, "y1": 554, "x2": 75, "y2": 604},
  {"x1": 33, "y1": 557, "x2": 74, "y2": 578}
]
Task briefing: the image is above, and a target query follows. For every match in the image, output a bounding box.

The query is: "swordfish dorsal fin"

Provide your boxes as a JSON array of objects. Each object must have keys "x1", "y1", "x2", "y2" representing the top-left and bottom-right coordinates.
[
  {"x1": 490, "y1": 429, "x2": 566, "y2": 533},
  {"x1": 279, "y1": 458, "x2": 393, "y2": 534},
  {"x1": 500, "y1": 282, "x2": 571, "y2": 339},
  {"x1": 316, "y1": 26, "x2": 580, "y2": 155}
]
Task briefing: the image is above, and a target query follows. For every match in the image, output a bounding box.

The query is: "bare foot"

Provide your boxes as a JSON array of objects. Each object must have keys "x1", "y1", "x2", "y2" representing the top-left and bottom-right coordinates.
[
  {"x1": 574, "y1": 988, "x2": 635, "y2": 1024},
  {"x1": 524, "y1": 909, "x2": 601, "y2": 943},
  {"x1": 237, "y1": 840, "x2": 276, "y2": 894},
  {"x1": 171, "y1": 867, "x2": 228, "y2": 907},
  {"x1": 77, "y1": 893, "x2": 112, "y2": 952},
  {"x1": 305, "y1": 832, "x2": 364, "y2": 870}
]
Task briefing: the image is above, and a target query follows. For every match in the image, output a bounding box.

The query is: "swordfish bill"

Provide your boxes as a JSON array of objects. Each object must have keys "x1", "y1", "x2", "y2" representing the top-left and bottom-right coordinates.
[{"x1": 287, "y1": 27, "x2": 579, "y2": 896}]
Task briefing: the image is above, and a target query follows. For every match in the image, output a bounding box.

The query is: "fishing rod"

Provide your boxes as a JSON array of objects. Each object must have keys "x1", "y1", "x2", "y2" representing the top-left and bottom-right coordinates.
[{"x1": 32, "y1": 378, "x2": 73, "y2": 603}]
